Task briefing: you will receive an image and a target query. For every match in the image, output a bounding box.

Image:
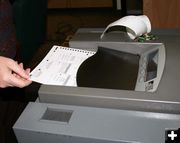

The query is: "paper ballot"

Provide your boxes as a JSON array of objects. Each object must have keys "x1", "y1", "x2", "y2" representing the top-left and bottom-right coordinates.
[{"x1": 30, "y1": 45, "x2": 95, "y2": 86}]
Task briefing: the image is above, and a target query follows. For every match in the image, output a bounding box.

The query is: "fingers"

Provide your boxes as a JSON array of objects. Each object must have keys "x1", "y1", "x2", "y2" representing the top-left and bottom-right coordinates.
[
  {"x1": 19, "y1": 62, "x2": 24, "y2": 69},
  {"x1": 10, "y1": 64, "x2": 32, "y2": 88},
  {"x1": 25, "y1": 68, "x2": 31, "y2": 76},
  {"x1": 9, "y1": 73, "x2": 32, "y2": 88},
  {"x1": 8, "y1": 61, "x2": 32, "y2": 87},
  {"x1": 17, "y1": 62, "x2": 31, "y2": 76},
  {"x1": 0, "y1": 72, "x2": 26, "y2": 88},
  {"x1": 7, "y1": 60, "x2": 29, "y2": 79},
  {"x1": 0, "y1": 57, "x2": 32, "y2": 88}
]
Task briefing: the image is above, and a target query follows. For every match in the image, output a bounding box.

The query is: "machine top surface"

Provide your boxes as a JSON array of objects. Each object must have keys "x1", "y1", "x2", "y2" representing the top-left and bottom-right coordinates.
[{"x1": 39, "y1": 29, "x2": 180, "y2": 114}]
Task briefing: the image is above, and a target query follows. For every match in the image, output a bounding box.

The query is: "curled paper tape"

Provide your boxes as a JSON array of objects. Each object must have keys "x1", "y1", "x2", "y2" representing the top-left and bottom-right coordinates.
[{"x1": 100, "y1": 15, "x2": 151, "y2": 40}]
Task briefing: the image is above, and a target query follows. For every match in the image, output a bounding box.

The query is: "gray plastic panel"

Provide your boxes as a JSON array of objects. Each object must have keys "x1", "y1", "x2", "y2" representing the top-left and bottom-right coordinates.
[
  {"x1": 39, "y1": 29, "x2": 180, "y2": 114},
  {"x1": 13, "y1": 102, "x2": 180, "y2": 143}
]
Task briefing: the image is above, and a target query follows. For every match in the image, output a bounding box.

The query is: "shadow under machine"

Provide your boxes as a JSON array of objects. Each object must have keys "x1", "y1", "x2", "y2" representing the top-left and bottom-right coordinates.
[{"x1": 13, "y1": 27, "x2": 180, "y2": 143}]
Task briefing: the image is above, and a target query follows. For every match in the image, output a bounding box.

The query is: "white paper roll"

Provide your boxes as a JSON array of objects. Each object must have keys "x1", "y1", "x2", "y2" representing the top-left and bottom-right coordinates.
[{"x1": 100, "y1": 15, "x2": 151, "y2": 40}]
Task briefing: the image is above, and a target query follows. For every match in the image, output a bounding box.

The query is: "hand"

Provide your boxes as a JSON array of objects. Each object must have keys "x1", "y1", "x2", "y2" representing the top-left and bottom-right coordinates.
[{"x1": 0, "y1": 56, "x2": 32, "y2": 88}]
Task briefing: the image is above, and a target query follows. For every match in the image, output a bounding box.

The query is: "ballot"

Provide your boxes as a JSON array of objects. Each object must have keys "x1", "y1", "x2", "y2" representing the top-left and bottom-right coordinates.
[{"x1": 30, "y1": 45, "x2": 95, "y2": 86}]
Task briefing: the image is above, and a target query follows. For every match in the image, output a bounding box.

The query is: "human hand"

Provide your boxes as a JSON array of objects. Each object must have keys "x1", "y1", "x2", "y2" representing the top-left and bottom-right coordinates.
[{"x1": 0, "y1": 56, "x2": 32, "y2": 88}]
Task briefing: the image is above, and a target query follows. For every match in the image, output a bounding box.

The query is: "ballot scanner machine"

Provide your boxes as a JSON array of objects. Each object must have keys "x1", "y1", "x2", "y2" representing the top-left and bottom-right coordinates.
[{"x1": 13, "y1": 29, "x2": 180, "y2": 143}]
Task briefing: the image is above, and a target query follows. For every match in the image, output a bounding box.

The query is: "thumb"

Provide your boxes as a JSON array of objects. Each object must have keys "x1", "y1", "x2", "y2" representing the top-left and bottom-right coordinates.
[{"x1": 7, "y1": 60, "x2": 29, "y2": 79}]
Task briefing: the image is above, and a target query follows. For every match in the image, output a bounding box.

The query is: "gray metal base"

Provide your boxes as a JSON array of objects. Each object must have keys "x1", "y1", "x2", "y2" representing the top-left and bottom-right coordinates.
[{"x1": 13, "y1": 102, "x2": 180, "y2": 143}]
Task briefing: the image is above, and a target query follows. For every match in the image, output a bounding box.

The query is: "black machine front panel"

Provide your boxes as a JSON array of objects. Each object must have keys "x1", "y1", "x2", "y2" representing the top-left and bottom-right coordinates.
[{"x1": 77, "y1": 47, "x2": 140, "y2": 90}]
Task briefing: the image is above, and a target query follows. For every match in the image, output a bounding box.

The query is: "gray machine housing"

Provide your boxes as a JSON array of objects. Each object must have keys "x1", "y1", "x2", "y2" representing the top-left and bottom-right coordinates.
[
  {"x1": 13, "y1": 102, "x2": 180, "y2": 143},
  {"x1": 38, "y1": 28, "x2": 180, "y2": 114},
  {"x1": 13, "y1": 29, "x2": 180, "y2": 143}
]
